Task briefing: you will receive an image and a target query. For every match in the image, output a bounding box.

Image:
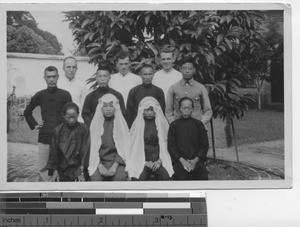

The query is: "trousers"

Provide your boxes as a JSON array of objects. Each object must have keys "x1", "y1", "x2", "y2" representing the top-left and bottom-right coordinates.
[{"x1": 173, "y1": 162, "x2": 208, "y2": 180}]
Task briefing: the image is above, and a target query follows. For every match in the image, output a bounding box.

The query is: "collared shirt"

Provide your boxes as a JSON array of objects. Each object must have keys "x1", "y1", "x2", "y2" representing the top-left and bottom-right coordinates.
[
  {"x1": 109, "y1": 72, "x2": 142, "y2": 104},
  {"x1": 81, "y1": 86, "x2": 126, "y2": 126},
  {"x1": 126, "y1": 83, "x2": 165, "y2": 127},
  {"x1": 166, "y1": 78, "x2": 212, "y2": 127},
  {"x1": 58, "y1": 76, "x2": 87, "y2": 121},
  {"x1": 24, "y1": 87, "x2": 72, "y2": 144},
  {"x1": 152, "y1": 68, "x2": 182, "y2": 100}
]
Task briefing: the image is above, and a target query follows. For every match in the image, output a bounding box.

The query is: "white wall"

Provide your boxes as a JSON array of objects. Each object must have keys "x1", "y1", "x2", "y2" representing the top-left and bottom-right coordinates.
[{"x1": 7, "y1": 53, "x2": 97, "y2": 97}]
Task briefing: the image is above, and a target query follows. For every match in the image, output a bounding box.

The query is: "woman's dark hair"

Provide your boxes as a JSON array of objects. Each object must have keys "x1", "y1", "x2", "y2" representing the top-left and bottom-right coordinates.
[
  {"x1": 62, "y1": 102, "x2": 79, "y2": 116},
  {"x1": 179, "y1": 96, "x2": 194, "y2": 108}
]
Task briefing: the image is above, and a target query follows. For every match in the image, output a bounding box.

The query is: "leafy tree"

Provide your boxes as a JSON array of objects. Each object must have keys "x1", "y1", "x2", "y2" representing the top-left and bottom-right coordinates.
[
  {"x1": 7, "y1": 25, "x2": 58, "y2": 55},
  {"x1": 7, "y1": 11, "x2": 63, "y2": 55},
  {"x1": 241, "y1": 11, "x2": 283, "y2": 109},
  {"x1": 7, "y1": 11, "x2": 37, "y2": 28},
  {"x1": 64, "y1": 10, "x2": 272, "y2": 159}
]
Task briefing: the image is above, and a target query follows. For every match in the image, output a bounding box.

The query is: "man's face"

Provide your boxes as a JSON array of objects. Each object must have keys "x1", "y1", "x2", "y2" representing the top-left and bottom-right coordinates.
[
  {"x1": 102, "y1": 101, "x2": 116, "y2": 118},
  {"x1": 44, "y1": 70, "x2": 59, "y2": 88},
  {"x1": 64, "y1": 108, "x2": 78, "y2": 127},
  {"x1": 181, "y1": 62, "x2": 195, "y2": 81},
  {"x1": 143, "y1": 106, "x2": 156, "y2": 120},
  {"x1": 116, "y1": 57, "x2": 130, "y2": 76},
  {"x1": 179, "y1": 100, "x2": 193, "y2": 118},
  {"x1": 96, "y1": 70, "x2": 110, "y2": 88},
  {"x1": 160, "y1": 52, "x2": 174, "y2": 72},
  {"x1": 63, "y1": 58, "x2": 78, "y2": 80},
  {"x1": 141, "y1": 67, "x2": 154, "y2": 85}
]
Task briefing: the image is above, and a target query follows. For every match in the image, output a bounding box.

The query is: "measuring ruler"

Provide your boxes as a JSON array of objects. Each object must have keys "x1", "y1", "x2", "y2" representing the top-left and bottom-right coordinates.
[{"x1": 0, "y1": 192, "x2": 207, "y2": 227}]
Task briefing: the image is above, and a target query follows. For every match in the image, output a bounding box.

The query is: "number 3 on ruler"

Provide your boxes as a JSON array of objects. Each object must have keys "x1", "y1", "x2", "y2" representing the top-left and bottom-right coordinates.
[{"x1": 155, "y1": 217, "x2": 159, "y2": 223}]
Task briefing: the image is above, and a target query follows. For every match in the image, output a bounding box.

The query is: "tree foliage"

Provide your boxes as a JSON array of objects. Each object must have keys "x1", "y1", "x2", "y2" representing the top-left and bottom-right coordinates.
[
  {"x1": 63, "y1": 10, "x2": 276, "y2": 120},
  {"x1": 7, "y1": 11, "x2": 63, "y2": 55},
  {"x1": 7, "y1": 25, "x2": 59, "y2": 55}
]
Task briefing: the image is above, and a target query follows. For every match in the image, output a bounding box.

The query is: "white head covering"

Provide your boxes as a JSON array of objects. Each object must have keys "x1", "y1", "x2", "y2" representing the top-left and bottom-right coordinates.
[
  {"x1": 88, "y1": 93, "x2": 130, "y2": 175},
  {"x1": 128, "y1": 96, "x2": 174, "y2": 179}
]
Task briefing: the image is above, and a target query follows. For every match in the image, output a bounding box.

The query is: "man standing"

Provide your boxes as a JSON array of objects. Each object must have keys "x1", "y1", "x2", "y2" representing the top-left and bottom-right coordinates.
[
  {"x1": 59, "y1": 56, "x2": 87, "y2": 122},
  {"x1": 126, "y1": 64, "x2": 165, "y2": 127},
  {"x1": 152, "y1": 46, "x2": 182, "y2": 100},
  {"x1": 82, "y1": 64, "x2": 126, "y2": 126},
  {"x1": 109, "y1": 51, "x2": 142, "y2": 104},
  {"x1": 24, "y1": 66, "x2": 72, "y2": 181},
  {"x1": 165, "y1": 56, "x2": 212, "y2": 128}
]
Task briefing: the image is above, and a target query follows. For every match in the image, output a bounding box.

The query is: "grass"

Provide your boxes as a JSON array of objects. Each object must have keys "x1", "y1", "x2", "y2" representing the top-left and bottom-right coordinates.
[
  {"x1": 7, "y1": 107, "x2": 284, "y2": 148},
  {"x1": 7, "y1": 106, "x2": 41, "y2": 144},
  {"x1": 206, "y1": 159, "x2": 245, "y2": 180},
  {"x1": 207, "y1": 109, "x2": 284, "y2": 148}
]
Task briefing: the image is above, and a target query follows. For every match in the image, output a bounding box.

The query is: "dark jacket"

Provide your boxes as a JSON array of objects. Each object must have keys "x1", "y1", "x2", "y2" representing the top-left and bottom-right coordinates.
[
  {"x1": 24, "y1": 87, "x2": 72, "y2": 144},
  {"x1": 47, "y1": 122, "x2": 90, "y2": 180},
  {"x1": 82, "y1": 86, "x2": 127, "y2": 126}
]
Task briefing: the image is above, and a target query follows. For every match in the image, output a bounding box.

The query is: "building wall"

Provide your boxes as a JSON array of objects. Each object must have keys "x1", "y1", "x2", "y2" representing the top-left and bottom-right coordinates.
[{"x1": 7, "y1": 53, "x2": 97, "y2": 97}]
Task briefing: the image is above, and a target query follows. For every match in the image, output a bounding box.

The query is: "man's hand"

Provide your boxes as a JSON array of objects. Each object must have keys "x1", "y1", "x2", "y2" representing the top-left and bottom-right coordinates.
[
  {"x1": 179, "y1": 158, "x2": 191, "y2": 172},
  {"x1": 152, "y1": 159, "x2": 162, "y2": 172},
  {"x1": 98, "y1": 163, "x2": 108, "y2": 176},
  {"x1": 187, "y1": 157, "x2": 200, "y2": 171},
  {"x1": 106, "y1": 162, "x2": 119, "y2": 177},
  {"x1": 49, "y1": 170, "x2": 59, "y2": 182},
  {"x1": 34, "y1": 121, "x2": 44, "y2": 130}
]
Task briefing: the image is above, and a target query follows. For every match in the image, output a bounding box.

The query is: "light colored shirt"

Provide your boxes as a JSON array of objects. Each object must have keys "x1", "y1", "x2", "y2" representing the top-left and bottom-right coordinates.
[
  {"x1": 166, "y1": 78, "x2": 212, "y2": 128},
  {"x1": 153, "y1": 68, "x2": 182, "y2": 100},
  {"x1": 109, "y1": 72, "x2": 142, "y2": 104},
  {"x1": 58, "y1": 76, "x2": 87, "y2": 122}
]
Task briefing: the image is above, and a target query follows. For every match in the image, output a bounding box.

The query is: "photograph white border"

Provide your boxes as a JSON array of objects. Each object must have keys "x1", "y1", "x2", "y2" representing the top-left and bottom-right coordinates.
[{"x1": 0, "y1": 2, "x2": 292, "y2": 191}]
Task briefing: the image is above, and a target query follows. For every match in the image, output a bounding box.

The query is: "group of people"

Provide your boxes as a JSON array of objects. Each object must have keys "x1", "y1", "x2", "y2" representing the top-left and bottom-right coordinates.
[{"x1": 23, "y1": 46, "x2": 213, "y2": 182}]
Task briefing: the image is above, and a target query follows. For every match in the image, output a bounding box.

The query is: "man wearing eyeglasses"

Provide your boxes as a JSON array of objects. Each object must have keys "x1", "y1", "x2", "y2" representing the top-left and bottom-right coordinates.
[{"x1": 165, "y1": 56, "x2": 212, "y2": 129}]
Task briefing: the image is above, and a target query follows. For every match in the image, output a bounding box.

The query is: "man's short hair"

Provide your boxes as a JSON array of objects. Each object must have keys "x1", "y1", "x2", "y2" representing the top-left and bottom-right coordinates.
[
  {"x1": 140, "y1": 64, "x2": 154, "y2": 73},
  {"x1": 63, "y1": 56, "x2": 77, "y2": 67},
  {"x1": 44, "y1": 66, "x2": 58, "y2": 75},
  {"x1": 62, "y1": 102, "x2": 79, "y2": 116},
  {"x1": 159, "y1": 45, "x2": 175, "y2": 56},
  {"x1": 116, "y1": 51, "x2": 130, "y2": 61},
  {"x1": 97, "y1": 62, "x2": 111, "y2": 74},
  {"x1": 180, "y1": 56, "x2": 195, "y2": 67},
  {"x1": 179, "y1": 96, "x2": 194, "y2": 108}
]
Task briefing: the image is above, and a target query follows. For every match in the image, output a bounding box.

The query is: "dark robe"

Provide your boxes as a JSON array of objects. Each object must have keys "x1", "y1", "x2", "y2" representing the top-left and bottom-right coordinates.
[
  {"x1": 167, "y1": 117, "x2": 209, "y2": 180},
  {"x1": 126, "y1": 83, "x2": 165, "y2": 127},
  {"x1": 46, "y1": 122, "x2": 90, "y2": 181},
  {"x1": 24, "y1": 86, "x2": 72, "y2": 144},
  {"x1": 99, "y1": 117, "x2": 125, "y2": 168},
  {"x1": 144, "y1": 118, "x2": 160, "y2": 162},
  {"x1": 82, "y1": 86, "x2": 127, "y2": 126}
]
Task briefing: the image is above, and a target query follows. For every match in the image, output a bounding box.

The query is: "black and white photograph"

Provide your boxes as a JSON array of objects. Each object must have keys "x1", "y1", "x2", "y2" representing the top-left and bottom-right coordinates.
[{"x1": 1, "y1": 2, "x2": 292, "y2": 191}]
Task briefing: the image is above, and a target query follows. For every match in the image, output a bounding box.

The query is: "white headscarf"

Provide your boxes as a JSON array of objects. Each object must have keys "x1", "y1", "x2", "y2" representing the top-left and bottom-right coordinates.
[
  {"x1": 88, "y1": 94, "x2": 130, "y2": 176},
  {"x1": 128, "y1": 96, "x2": 174, "y2": 179}
]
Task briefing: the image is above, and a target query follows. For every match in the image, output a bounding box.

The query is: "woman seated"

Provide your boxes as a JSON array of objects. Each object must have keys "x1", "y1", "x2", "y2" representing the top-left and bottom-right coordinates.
[
  {"x1": 128, "y1": 97, "x2": 173, "y2": 181},
  {"x1": 46, "y1": 102, "x2": 90, "y2": 182},
  {"x1": 89, "y1": 94, "x2": 130, "y2": 181}
]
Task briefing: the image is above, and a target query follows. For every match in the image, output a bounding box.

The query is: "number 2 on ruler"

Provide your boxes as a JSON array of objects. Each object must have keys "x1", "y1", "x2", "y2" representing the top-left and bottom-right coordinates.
[{"x1": 98, "y1": 217, "x2": 103, "y2": 224}]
